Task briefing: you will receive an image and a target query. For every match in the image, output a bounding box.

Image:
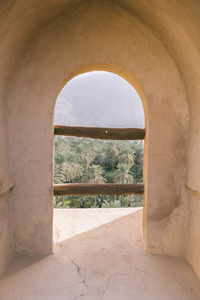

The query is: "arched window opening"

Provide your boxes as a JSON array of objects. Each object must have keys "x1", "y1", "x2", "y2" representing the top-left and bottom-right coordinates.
[{"x1": 53, "y1": 71, "x2": 145, "y2": 242}]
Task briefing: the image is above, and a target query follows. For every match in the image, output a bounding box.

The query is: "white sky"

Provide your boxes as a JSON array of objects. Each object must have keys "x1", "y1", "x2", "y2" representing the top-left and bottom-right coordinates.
[{"x1": 54, "y1": 71, "x2": 145, "y2": 128}]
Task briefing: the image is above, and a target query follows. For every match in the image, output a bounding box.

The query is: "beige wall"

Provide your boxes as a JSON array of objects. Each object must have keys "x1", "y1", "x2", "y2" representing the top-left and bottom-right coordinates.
[
  {"x1": 0, "y1": 45, "x2": 15, "y2": 277},
  {"x1": 120, "y1": 0, "x2": 200, "y2": 278},
  {"x1": 0, "y1": 0, "x2": 200, "y2": 280},
  {"x1": 5, "y1": 0, "x2": 188, "y2": 255},
  {"x1": 0, "y1": 192, "x2": 13, "y2": 278}
]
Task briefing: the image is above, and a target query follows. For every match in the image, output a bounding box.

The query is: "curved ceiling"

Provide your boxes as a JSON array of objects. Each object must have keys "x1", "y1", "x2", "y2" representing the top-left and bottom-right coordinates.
[{"x1": 0, "y1": 0, "x2": 200, "y2": 88}]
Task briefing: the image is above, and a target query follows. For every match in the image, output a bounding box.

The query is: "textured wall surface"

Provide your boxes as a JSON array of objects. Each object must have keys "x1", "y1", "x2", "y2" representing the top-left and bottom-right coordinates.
[
  {"x1": 0, "y1": 192, "x2": 13, "y2": 278},
  {"x1": 0, "y1": 0, "x2": 199, "y2": 280}
]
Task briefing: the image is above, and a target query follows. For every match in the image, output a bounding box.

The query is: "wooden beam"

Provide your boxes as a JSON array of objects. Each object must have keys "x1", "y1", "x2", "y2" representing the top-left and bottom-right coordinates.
[
  {"x1": 54, "y1": 125, "x2": 145, "y2": 140},
  {"x1": 54, "y1": 183, "x2": 144, "y2": 196}
]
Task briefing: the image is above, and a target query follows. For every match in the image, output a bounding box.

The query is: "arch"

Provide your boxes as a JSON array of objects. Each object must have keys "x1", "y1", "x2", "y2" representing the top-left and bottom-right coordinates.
[
  {"x1": 54, "y1": 65, "x2": 148, "y2": 241},
  {"x1": 56, "y1": 64, "x2": 148, "y2": 122},
  {"x1": 1, "y1": 0, "x2": 200, "y2": 282},
  {"x1": 5, "y1": 1, "x2": 188, "y2": 260}
]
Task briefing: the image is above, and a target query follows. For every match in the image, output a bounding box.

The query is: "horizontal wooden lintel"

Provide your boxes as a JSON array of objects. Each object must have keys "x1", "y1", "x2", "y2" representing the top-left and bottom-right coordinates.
[
  {"x1": 54, "y1": 125, "x2": 145, "y2": 140},
  {"x1": 54, "y1": 183, "x2": 144, "y2": 196}
]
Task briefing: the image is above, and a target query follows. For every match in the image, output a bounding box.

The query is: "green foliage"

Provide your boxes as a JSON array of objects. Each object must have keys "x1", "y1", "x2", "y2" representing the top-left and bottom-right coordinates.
[
  {"x1": 114, "y1": 163, "x2": 134, "y2": 184},
  {"x1": 54, "y1": 136, "x2": 144, "y2": 208},
  {"x1": 82, "y1": 165, "x2": 106, "y2": 184}
]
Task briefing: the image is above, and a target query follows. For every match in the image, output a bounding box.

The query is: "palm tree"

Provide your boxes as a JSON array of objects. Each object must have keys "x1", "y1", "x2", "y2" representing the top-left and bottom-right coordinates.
[
  {"x1": 54, "y1": 151, "x2": 66, "y2": 166},
  {"x1": 63, "y1": 162, "x2": 83, "y2": 207},
  {"x1": 118, "y1": 153, "x2": 135, "y2": 168},
  {"x1": 83, "y1": 165, "x2": 106, "y2": 183},
  {"x1": 54, "y1": 137, "x2": 72, "y2": 163},
  {"x1": 83, "y1": 165, "x2": 106, "y2": 207},
  {"x1": 54, "y1": 166, "x2": 66, "y2": 184},
  {"x1": 64, "y1": 162, "x2": 83, "y2": 182},
  {"x1": 114, "y1": 163, "x2": 134, "y2": 206},
  {"x1": 76, "y1": 144, "x2": 95, "y2": 169},
  {"x1": 54, "y1": 149, "x2": 84, "y2": 206},
  {"x1": 114, "y1": 163, "x2": 134, "y2": 184},
  {"x1": 106, "y1": 143, "x2": 119, "y2": 171}
]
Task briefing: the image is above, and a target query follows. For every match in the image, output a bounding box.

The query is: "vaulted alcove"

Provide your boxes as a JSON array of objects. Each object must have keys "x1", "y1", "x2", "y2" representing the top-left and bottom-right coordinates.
[{"x1": 1, "y1": 0, "x2": 200, "y2": 286}]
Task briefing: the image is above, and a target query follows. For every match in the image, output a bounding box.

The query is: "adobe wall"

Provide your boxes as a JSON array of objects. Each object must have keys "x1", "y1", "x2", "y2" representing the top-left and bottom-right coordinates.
[
  {"x1": 183, "y1": 62, "x2": 200, "y2": 279},
  {"x1": 120, "y1": 1, "x2": 200, "y2": 278},
  {"x1": 0, "y1": 53, "x2": 15, "y2": 277},
  {"x1": 0, "y1": 0, "x2": 199, "y2": 280},
  {"x1": 5, "y1": 0, "x2": 188, "y2": 257},
  {"x1": 128, "y1": 1, "x2": 200, "y2": 279},
  {"x1": 0, "y1": 192, "x2": 13, "y2": 278}
]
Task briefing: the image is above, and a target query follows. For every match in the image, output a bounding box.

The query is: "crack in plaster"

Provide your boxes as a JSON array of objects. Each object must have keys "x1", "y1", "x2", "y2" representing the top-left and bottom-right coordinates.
[
  {"x1": 66, "y1": 254, "x2": 88, "y2": 288},
  {"x1": 102, "y1": 273, "x2": 128, "y2": 295}
]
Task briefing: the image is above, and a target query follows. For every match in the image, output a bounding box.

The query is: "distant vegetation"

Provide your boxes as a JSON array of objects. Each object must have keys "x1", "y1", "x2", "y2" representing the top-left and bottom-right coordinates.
[{"x1": 54, "y1": 136, "x2": 144, "y2": 208}]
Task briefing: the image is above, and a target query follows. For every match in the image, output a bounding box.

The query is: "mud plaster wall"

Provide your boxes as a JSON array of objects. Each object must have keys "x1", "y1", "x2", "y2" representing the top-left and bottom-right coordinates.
[
  {"x1": 0, "y1": 102, "x2": 14, "y2": 277},
  {"x1": 118, "y1": 0, "x2": 200, "y2": 279},
  {"x1": 4, "y1": 1, "x2": 188, "y2": 260},
  {"x1": 0, "y1": 192, "x2": 13, "y2": 278},
  {"x1": 0, "y1": 54, "x2": 15, "y2": 277},
  {"x1": 184, "y1": 65, "x2": 200, "y2": 280},
  {"x1": 1, "y1": 0, "x2": 200, "y2": 280}
]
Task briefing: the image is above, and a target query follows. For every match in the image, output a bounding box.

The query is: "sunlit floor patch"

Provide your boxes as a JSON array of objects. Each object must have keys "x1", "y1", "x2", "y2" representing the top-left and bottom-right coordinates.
[
  {"x1": 53, "y1": 207, "x2": 142, "y2": 243},
  {"x1": 1, "y1": 209, "x2": 200, "y2": 300}
]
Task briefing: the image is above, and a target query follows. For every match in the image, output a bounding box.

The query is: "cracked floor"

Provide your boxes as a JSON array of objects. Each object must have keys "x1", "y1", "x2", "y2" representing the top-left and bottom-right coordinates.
[{"x1": 1, "y1": 208, "x2": 200, "y2": 300}]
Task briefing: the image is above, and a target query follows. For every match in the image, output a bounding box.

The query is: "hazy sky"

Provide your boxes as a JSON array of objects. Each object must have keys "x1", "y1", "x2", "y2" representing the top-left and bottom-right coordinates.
[{"x1": 54, "y1": 71, "x2": 145, "y2": 128}]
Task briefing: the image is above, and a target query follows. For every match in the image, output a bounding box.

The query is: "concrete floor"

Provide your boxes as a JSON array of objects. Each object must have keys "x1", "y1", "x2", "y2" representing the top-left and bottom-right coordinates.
[{"x1": 0, "y1": 208, "x2": 200, "y2": 300}]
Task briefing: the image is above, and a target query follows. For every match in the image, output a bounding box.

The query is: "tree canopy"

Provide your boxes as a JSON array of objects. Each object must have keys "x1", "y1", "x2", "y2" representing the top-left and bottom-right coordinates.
[{"x1": 54, "y1": 136, "x2": 144, "y2": 208}]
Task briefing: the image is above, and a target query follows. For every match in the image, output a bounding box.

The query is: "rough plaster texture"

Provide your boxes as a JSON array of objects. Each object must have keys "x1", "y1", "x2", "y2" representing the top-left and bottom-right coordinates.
[
  {"x1": 0, "y1": 192, "x2": 13, "y2": 278},
  {"x1": 1, "y1": 209, "x2": 200, "y2": 300},
  {"x1": 0, "y1": 0, "x2": 200, "y2": 281},
  {"x1": 5, "y1": 0, "x2": 189, "y2": 257},
  {"x1": 185, "y1": 190, "x2": 200, "y2": 280}
]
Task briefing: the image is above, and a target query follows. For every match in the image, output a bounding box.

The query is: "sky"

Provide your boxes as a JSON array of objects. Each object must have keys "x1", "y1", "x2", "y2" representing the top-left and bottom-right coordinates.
[{"x1": 54, "y1": 71, "x2": 145, "y2": 128}]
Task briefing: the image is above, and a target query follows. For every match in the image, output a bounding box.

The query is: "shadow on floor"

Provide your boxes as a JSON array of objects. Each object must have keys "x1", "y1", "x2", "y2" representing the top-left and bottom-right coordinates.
[{"x1": 1, "y1": 209, "x2": 200, "y2": 300}]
